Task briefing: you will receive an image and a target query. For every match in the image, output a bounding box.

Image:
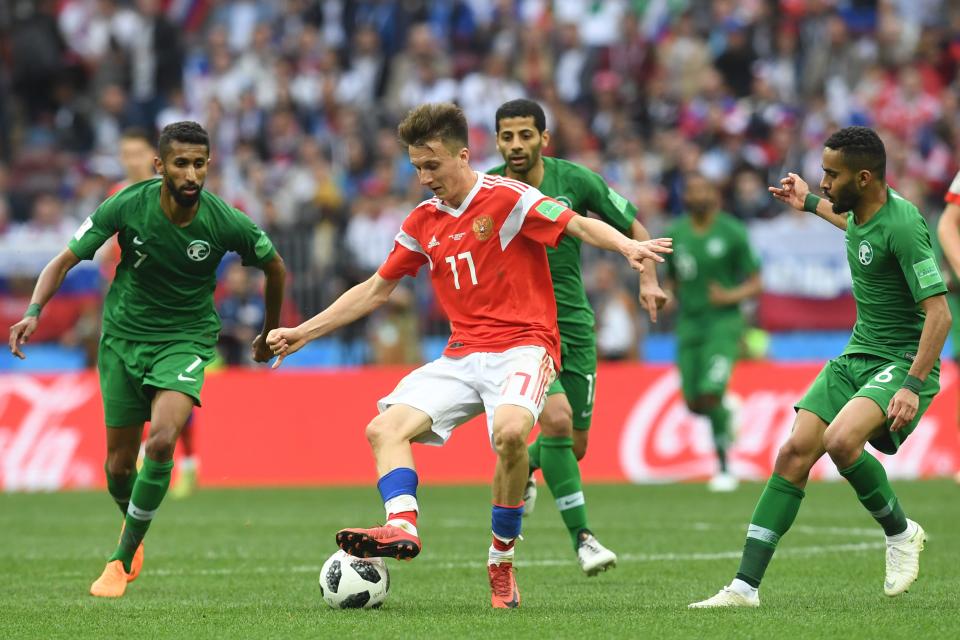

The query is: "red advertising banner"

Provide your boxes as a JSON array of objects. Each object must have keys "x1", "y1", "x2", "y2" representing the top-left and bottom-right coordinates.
[{"x1": 2, "y1": 362, "x2": 959, "y2": 491}]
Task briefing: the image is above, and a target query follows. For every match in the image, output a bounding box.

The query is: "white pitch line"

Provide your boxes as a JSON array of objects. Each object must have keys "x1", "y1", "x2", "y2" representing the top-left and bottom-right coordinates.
[{"x1": 49, "y1": 541, "x2": 886, "y2": 578}]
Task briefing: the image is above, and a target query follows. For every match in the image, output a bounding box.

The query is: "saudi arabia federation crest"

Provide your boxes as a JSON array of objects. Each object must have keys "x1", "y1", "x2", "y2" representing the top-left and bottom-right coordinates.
[
  {"x1": 858, "y1": 240, "x2": 873, "y2": 266},
  {"x1": 186, "y1": 240, "x2": 211, "y2": 261}
]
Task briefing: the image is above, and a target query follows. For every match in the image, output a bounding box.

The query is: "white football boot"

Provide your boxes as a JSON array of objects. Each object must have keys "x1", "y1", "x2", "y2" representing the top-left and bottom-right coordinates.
[
  {"x1": 884, "y1": 519, "x2": 926, "y2": 597},
  {"x1": 688, "y1": 584, "x2": 760, "y2": 608},
  {"x1": 708, "y1": 472, "x2": 740, "y2": 492},
  {"x1": 577, "y1": 533, "x2": 617, "y2": 576}
]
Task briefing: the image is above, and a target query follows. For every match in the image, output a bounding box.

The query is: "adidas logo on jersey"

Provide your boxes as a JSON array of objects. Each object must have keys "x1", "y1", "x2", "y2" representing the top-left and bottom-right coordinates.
[{"x1": 428, "y1": 235, "x2": 440, "y2": 248}]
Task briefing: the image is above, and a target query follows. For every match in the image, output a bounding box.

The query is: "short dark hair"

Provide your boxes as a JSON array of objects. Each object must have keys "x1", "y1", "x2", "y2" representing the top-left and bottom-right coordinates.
[
  {"x1": 120, "y1": 127, "x2": 154, "y2": 145},
  {"x1": 495, "y1": 99, "x2": 547, "y2": 133},
  {"x1": 158, "y1": 121, "x2": 210, "y2": 159},
  {"x1": 824, "y1": 126, "x2": 886, "y2": 179},
  {"x1": 397, "y1": 103, "x2": 468, "y2": 151}
]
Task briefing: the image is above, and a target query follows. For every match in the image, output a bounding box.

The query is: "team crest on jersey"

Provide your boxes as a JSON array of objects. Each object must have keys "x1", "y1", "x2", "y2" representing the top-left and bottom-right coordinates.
[
  {"x1": 706, "y1": 238, "x2": 725, "y2": 256},
  {"x1": 186, "y1": 240, "x2": 211, "y2": 261},
  {"x1": 858, "y1": 240, "x2": 873, "y2": 266},
  {"x1": 473, "y1": 215, "x2": 494, "y2": 241}
]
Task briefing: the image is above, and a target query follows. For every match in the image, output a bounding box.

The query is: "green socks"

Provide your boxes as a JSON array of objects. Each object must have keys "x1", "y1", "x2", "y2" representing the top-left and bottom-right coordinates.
[
  {"x1": 735, "y1": 474, "x2": 805, "y2": 588},
  {"x1": 105, "y1": 462, "x2": 138, "y2": 517},
  {"x1": 839, "y1": 450, "x2": 908, "y2": 536},
  {"x1": 706, "y1": 404, "x2": 731, "y2": 472},
  {"x1": 528, "y1": 435, "x2": 543, "y2": 471},
  {"x1": 110, "y1": 456, "x2": 173, "y2": 572},
  {"x1": 539, "y1": 436, "x2": 589, "y2": 549}
]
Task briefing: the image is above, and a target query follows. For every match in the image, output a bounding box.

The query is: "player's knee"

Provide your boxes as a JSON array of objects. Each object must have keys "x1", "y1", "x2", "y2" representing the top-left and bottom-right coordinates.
[
  {"x1": 365, "y1": 415, "x2": 398, "y2": 449},
  {"x1": 105, "y1": 451, "x2": 137, "y2": 479},
  {"x1": 539, "y1": 404, "x2": 572, "y2": 438},
  {"x1": 493, "y1": 421, "x2": 527, "y2": 458},
  {"x1": 822, "y1": 427, "x2": 861, "y2": 465},
  {"x1": 774, "y1": 438, "x2": 815, "y2": 479},
  {"x1": 144, "y1": 425, "x2": 178, "y2": 461}
]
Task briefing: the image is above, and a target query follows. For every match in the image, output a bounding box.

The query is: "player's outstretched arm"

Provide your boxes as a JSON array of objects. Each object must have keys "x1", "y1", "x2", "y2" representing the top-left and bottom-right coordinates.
[
  {"x1": 8, "y1": 248, "x2": 81, "y2": 359},
  {"x1": 887, "y1": 294, "x2": 951, "y2": 431},
  {"x1": 266, "y1": 272, "x2": 400, "y2": 368},
  {"x1": 564, "y1": 215, "x2": 672, "y2": 271},
  {"x1": 251, "y1": 253, "x2": 287, "y2": 363},
  {"x1": 768, "y1": 172, "x2": 847, "y2": 231},
  {"x1": 937, "y1": 203, "x2": 960, "y2": 284},
  {"x1": 629, "y1": 219, "x2": 668, "y2": 322}
]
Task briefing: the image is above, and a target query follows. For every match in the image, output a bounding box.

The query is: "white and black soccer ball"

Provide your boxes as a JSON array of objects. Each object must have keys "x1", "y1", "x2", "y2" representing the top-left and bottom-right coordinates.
[{"x1": 319, "y1": 550, "x2": 390, "y2": 609}]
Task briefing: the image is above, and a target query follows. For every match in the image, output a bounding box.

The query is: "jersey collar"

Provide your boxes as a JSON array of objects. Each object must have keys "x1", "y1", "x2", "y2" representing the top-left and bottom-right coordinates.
[{"x1": 435, "y1": 171, "x2": 483, "y2": 218}]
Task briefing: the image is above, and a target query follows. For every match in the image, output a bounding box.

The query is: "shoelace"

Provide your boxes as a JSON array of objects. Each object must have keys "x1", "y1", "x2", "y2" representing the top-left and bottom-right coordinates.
[
  {"x1": 886, "y1": 544, "x2": 907, "y2": 572},
  {"x1": 489, "y1": 564, "x2": 515, "y2": 596},
  {"x1": 579, "y1": 537, "x2": 602, "y2": 554}
]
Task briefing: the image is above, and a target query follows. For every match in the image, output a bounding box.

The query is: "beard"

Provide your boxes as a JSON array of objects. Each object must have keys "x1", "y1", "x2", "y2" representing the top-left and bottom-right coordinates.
[
  {"x1": 829, "y1": 185, "x2": 858, "y2": 213},
  {"x1": 166, "y1": 174, "x2": 203, "y2": 207}
]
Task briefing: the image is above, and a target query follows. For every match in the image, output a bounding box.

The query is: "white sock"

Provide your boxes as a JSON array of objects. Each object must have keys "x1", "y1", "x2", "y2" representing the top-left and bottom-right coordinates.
[
  {"x1": 729, "y1": 578, "x2": 758, "y2": 597},
  {"x1": 179, "y1": 456, "x2": 197, "y2": 472},
  {"x1": 384, "y1": 494, "x2": 419, "y2": 536},
  {"x1": 488, "y1": 544, "x2": 515, "y2": 566},
  {"x1": 886, "y1": 520, "x2": 916, "y2": 544}
]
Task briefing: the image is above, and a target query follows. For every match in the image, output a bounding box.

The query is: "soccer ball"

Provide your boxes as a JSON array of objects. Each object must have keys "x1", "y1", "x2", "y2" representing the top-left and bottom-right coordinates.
[{"x1": 319, "y1": 550, "x2": 390, "y2": 609}]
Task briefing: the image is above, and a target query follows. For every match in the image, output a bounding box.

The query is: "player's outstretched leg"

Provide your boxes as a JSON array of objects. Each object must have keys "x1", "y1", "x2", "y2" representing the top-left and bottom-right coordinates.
[
  {"x1": 489, "y1": 504, "x2": 522, "y2": 609},
  {"x1": 689, "y1": 474, "x2": 804, "y2": 608},
  {"x1": 837, "y1": 451, "x2": 925, "y2": 596},
  {"x1": 336, "y1": 467, "x2": 422, "y2": 560}
]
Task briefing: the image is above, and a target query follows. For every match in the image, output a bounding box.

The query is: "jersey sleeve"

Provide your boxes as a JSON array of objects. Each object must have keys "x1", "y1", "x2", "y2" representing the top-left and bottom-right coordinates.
[
  {"x1": 228, "y1": 208, "x2": 276, "y2": 266},
  {"x1": 68, "y1": 195, "x2": 122, "y2": 260},
  {"x1": 579, "y1": 169, "x2": 637, "y2": 233},
  {"x1": 517, "y1": 189, "x2": 576, "y2": 248},
  {"x1": 378, "y1": 225, "x2": 429, "y2": 280},
  {"x1": 890, "y1": 215, "x2": 948, "y2": 302},
  {"x1": 945, "y1": 171, "x2": 960, "y2": 205}
]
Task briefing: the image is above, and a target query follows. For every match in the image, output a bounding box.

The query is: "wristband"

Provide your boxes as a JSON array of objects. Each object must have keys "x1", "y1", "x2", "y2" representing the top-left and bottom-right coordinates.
[
  {"x1": 803, "y1": 193, "x2": 822, "y2": 213},
  {"x1": 901, "y1": 374, "x2": 923, "y2": 394},
  {"x1": 24, "y1": 303, "x2": 41, "y2": 318}
]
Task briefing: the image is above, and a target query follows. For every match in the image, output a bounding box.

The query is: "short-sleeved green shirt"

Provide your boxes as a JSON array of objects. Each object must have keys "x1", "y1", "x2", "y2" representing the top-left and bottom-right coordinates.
[
  {"x1": 69, "y1": 179, "x2": 276, "y2": 346},
  {"x1": 842, "y1": 188, "x2": 947, "y2": 362},
  {"x1": 664, "y1": 212, "x2": 761, "y2": 340},
  {"x1": 487, "y1": 156, "x2": 637, "y2": 347}
]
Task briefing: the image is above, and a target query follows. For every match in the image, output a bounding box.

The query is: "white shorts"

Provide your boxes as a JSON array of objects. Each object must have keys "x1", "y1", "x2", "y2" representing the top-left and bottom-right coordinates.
[{"x1": 377, "y1": 345, "x2": 556, "y2": 447}]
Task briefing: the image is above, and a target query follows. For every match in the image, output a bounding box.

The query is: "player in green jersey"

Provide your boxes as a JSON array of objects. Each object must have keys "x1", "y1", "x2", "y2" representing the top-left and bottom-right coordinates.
[
  {"x1": 7, "y1": 122, "x2": 287, "y2": 598},
  {"x1": 691, "y1": 127, "x2": 950, "y2": 608},
  {"x1": 490, "y1": 99, "x2": 668, "y2": 575},
  {"x1": 664, "y1": 173, "x2": 762, "y2": 493}
]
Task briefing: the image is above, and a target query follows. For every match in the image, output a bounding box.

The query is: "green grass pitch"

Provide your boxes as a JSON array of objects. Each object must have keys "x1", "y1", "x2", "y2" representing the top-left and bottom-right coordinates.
[{"x1": 1, "y1": 481, "x2": 958, "y2": 639}]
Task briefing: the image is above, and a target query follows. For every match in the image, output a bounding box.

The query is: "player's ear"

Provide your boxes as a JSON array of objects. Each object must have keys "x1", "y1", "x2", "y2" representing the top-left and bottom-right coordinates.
[
  {"x1": 153, "y1": 156, "x2": 163, "y2": 175},
  {"x1": 542, "y1": 129, "x2": 550, "y2": 148},
  {"x1": 459, "y1": 147, "x2": 469, "y2": 164}
]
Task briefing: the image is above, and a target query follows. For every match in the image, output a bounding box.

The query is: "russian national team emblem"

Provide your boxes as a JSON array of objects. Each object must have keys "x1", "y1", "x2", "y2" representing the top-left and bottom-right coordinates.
[
  {"x1": 473, "y1": 215, "x2": 494, "y2": 241},
  {"x1": 186, "y1": 240, "x2": 211, "y2": 261},
  {"x1": 858, "y1": 240, "x2": 873, "y2": 266}
]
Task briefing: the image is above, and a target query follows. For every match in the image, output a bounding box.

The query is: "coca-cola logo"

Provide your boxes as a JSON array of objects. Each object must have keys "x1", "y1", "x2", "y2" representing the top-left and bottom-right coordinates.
[
  {"x1": 0, "y1": 375, "x2": 99, "y2": 491},
  {"x1": 618, "y1": 367, "x2": 958, "y2": 482}
]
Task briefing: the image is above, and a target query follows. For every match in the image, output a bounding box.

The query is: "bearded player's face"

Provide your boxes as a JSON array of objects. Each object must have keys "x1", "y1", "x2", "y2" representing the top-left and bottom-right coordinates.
[
  {"x1": 156, "y1": 141, "x2": 209, "y2": 207},
  {"x1": 820, "y1": 147, "x2": 861, "y2": 214},
  {"x1": 495, "y1": 116, "x2": 547, "y2": 176}
]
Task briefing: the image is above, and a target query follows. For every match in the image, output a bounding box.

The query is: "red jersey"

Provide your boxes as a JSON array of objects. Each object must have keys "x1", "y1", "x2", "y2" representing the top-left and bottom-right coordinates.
[{"x1": 379, "y1": 172, "x2": 576, "y2": 367}]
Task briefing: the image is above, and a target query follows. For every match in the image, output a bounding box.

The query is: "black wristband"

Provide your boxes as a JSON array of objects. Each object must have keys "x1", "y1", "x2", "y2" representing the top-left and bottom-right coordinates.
[{"x1": 901, "y1": 374, "x2": 923, "y2": 394}]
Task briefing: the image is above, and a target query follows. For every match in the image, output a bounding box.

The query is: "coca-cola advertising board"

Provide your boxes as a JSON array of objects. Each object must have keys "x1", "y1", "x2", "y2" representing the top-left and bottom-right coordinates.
[{"x1": 2, "y1": 362, "x2": 958, "y2": 491}]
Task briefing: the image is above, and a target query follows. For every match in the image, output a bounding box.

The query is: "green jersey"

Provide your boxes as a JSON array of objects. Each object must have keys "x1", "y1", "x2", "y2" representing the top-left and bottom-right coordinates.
[
  {"x1": 665, "y1": 212, "x2": 760, "y2": 333},
  {"x1": 68, "y1": 179, "x2": 276, "y2": 346},
  {"x1": 488, "y1": 156, "x2": 637, "y2": 345},
  {"x1": 842, "y1": 187, "x2": 946, "y2": 362}
]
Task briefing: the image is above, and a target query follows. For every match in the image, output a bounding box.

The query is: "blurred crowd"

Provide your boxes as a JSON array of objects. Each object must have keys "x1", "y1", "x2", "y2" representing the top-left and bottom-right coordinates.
[{"x1": 3, "y1": 0, "x2": 960, "y2": 365}]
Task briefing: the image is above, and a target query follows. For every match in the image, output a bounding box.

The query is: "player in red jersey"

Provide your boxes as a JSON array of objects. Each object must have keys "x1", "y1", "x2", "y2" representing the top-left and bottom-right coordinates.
[
  {"x1": 266, "y1": 103, "x2": 671, "y2": 609},
  {"x1": 936, "y1": 170, "x2": 960, "y2": 483}
]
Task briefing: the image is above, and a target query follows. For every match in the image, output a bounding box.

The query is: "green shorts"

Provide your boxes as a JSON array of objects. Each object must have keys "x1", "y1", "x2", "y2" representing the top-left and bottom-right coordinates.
[
  {"x1": 546, "y1": 339, "x2": 597, "y2": 430},
  {"x1": 98, "y1": 334, "x2": 215, "y2": 427},
  {"x1": 676, "y1": 321, "x2": 742, "y2": 403},
  {"x1": 795, "y1": 353, "x2": 939, "y2": 454}
]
